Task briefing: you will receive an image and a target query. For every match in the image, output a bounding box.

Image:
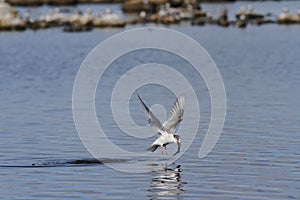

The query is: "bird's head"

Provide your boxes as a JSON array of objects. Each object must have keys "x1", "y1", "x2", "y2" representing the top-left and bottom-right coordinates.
[
  {"x1": 173, "y1": 135, "x2": 181, "y2": 156},
  {"x1": 174, "y1": 135, "x2": 181, "y2": 144}
]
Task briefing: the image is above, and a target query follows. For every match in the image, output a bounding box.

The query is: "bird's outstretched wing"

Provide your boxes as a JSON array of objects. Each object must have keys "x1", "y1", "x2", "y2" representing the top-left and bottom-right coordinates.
[
  {"x1": 137, "y1": 94, "x2": 165, "y2": 134},
  {"x1": 163, "y1": 95, "x2": 185, "y2": 133}
]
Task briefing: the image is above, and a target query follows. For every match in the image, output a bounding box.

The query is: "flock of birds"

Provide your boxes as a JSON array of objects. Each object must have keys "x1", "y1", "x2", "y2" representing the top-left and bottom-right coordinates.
[
  {"x1": 0, "y1": 1, "x2": 126, "y2": 31},
  {"x1": 1, "y1": 0, "x2": 300, "y2": 31}
]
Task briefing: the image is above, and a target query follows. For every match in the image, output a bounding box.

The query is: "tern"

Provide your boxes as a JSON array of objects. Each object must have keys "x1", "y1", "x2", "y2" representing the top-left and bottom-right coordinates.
[{"x1": 137, "y1": 94, "x2": 185, "y2": 156}]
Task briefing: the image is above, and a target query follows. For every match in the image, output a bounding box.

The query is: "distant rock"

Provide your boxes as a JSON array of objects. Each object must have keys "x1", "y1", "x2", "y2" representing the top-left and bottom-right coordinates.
[
  {"x1": 93, "y1": 8, "x2": 126, "y2": 27},
  {"x1": 122, "y1": 0, "x2": 199, "y2": 13},
  {"x1": 278, "y1": 7, "x2": 300, "y2": 24},
  {"x1": 0, "y1": 1, "x2": 26, "y2": 31}
]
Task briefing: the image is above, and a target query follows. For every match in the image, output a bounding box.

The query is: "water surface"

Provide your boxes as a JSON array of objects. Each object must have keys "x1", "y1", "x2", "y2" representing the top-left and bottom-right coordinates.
[{"x1": 0, "y1": 12, "x2": 300, "y2": 200}]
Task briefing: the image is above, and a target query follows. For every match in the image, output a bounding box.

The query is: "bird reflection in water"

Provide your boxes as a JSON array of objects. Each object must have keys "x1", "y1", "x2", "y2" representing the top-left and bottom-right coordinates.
[{"x1": 148, "y1": 164, "x2": 185, "y2": 199}]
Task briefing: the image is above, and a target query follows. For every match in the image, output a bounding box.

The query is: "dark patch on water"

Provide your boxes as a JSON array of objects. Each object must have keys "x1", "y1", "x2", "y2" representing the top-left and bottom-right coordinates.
[{"x1": 0, "y1": 158, "x2": 129, "y2": 168}]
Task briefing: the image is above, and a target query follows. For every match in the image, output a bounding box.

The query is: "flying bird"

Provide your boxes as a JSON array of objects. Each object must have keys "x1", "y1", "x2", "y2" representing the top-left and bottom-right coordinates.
[{"x1": 137, "y1": 94, "x2": 185, "y2": 156}]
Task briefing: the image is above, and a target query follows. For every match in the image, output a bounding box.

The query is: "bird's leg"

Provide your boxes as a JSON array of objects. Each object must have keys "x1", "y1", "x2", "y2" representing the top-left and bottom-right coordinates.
[
  {"x1": 161, "y1": 146, "x2": 168, "y2": 155},
  {"x1": 161, "y1": 147, "x2": 165, "y2": 155}
]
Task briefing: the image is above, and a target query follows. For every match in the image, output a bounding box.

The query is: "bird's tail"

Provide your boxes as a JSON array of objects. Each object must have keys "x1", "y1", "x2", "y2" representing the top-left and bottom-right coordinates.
[{"x1": 147, "y1": 145, "x2": 159, "y2": 152}]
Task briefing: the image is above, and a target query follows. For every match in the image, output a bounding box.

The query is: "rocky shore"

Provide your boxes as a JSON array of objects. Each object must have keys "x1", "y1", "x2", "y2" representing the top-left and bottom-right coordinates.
[
  {"x1": 0, "y1": 0, "x2": 299, "y2": 32},
  {"x1": 5, "y1": 0, "x2": 244, "y2": 6},
  {"x1": 7, "y1": 0, "x2": 122, "y2": 6}
]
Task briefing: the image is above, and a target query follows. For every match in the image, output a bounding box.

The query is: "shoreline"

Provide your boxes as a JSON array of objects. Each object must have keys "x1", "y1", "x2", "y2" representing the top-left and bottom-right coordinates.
[
  {"x1": 6, "y1": 0, "x2": 295, "y2": 6},
  {"x1": 1, "y1": 0, "x2": 299, "y2": 31},
  {"x1": 7, "y1": 0, "x2": 122, "y2": 6}
]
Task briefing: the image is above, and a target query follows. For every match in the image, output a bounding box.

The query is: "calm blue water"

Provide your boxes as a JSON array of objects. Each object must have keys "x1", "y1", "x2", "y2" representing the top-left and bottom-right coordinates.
[{"x1": 1, "y1": 5, "x2": 300, "y2": 199}]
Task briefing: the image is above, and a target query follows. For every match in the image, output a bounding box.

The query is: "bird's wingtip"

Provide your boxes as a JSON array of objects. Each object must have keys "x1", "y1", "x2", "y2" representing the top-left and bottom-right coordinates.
[{"x1": 147, "y1": 145, "x2": 159, "y2": 152}]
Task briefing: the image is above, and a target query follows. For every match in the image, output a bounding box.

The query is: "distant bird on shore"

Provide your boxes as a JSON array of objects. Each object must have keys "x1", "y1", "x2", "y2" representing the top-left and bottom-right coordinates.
[{"x1": 137, "y1": 94, "x2": 185, "y2": 156}]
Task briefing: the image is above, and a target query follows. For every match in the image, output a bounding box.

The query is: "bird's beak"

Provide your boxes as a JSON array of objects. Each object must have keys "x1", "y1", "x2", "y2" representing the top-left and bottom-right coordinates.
[{"x1": 173, "y1": 139, "x2": 181, "y2": 156}]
